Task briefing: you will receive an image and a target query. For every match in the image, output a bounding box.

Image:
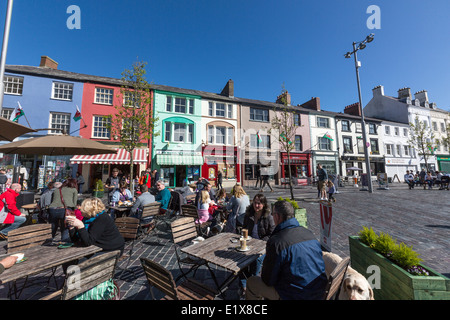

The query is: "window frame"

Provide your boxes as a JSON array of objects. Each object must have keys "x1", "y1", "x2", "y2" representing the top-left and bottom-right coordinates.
[
  {"x1": 3, "y1": 75, "x2": 24, "y2": 95},
  {"x1": 95, "y1": 87, "x2": 114, "y2": 105},
  {"x1": 52, "y1": 81, "x2": 74, "y2": 101},
  {"x1": 249, "y1": 108, "x2": 269, "y2": 122},
  {"x1": 317, "y1": 117, "x2": 329, "y2": 128},
  {"x1": 49, "y1": 112, "x2": 71, "y2": 134},
  {"x1": 92, "y1": 115, "x2": 111, "y2": 139}
]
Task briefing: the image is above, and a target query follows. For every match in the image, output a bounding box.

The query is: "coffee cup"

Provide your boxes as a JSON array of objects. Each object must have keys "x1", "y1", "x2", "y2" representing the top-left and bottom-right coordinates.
[
  {"x1": 240, "y1": 238, "x2": 247, "y2": 250},
  {"x1": 242, "y1": 228, "x2": 248, "y2": 239}
]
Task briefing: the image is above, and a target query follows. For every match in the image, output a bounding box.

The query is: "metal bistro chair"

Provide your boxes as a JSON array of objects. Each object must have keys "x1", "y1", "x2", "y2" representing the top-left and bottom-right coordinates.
[
  {"x1": 323, "y1": 257, "x2": 350, "y2": 300},
  {"x1": 170, "y1": 217, "x2": 220, "y2": 288},
  {"x1": 140, "y1": 257, "x2": 216, "y2": 300}
]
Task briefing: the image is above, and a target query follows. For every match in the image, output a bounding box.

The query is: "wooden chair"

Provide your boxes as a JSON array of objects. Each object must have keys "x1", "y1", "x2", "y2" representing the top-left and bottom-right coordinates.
[
  {"x1": 140, "y1": 257, "x2": 216, "y2": 300},
  {"x1": 7, "y1": 224, "x2": 52, "y2": 253},
  {"x1": 139, "y1": 202, "x2": 162, "y2": 236},
  {"x1": 323, "y1": 257, "x2": 350, "y2": 300},
  {"x1": 180, "y1": 204, "x2": 210, "y2": 237},
  {"x1": 40, "y1": 250, "x2": 121, "y2": 300},
  {"x1": 170, "y1": 217, "x2": 219, "y2": 287},
  {"x1": 115, "y1": 217, "x2": 140, "y2": 280}
]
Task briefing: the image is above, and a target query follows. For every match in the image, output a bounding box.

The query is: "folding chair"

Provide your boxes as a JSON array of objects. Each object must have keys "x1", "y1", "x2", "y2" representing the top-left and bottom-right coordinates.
[
  {"x1": 139, "y1": 202, "x2": 162, "y2": 238},
  {"x1": 115, "y1": 217, "x2": 140, "y2": 280},
  {"x1": 140, "y1": 257, "x2": 216, "y2": 300},
  {"x1": 323, "y1": 257, "x2": 350, "y2": 300},
  {"x1": 170, "y1": 217, "x2": 219, "y2": 287},
  {"x1": 180, "y1": 204, "x2": 211, "y2": 237},
  {"x1": 40, "y1": 250, "x2": 121, "y2": 300}
]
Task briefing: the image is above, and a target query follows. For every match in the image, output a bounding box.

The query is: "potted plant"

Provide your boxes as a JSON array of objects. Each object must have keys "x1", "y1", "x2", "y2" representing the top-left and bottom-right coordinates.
[
  {"x1": 349, "y1": 227, "x2": 450, "y2": 300},
  {"x1": 276, "y1": 197, "x2": 307, "y2": 228},
  {"x1": 92, "y1": 178, "x2": 104, "y2": 198}
]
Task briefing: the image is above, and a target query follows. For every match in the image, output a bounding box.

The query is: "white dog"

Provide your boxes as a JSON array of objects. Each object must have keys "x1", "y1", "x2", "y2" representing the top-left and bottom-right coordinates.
[{"x1": 322, "y1": 251, "x2": 374, "y2": 300}]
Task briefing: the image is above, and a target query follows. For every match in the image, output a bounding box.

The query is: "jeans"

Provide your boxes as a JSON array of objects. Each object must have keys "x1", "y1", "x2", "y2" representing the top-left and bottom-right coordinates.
[
  {"x1": 240, "y1": 254, "x2": 266, "y2": 289},
  {"x1": 0, "y1": 215, "x2": 27, "y2": 235},
  {"x1": 48, "y1": 207, "x2": 71, "y2": 242}
]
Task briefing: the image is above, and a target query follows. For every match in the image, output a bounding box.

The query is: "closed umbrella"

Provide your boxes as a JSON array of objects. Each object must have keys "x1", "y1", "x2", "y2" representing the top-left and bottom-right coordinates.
[
  {"x1": 0, "y1": 134, "x2": 117, "y2": 155},
  {"x1": 0, "y1": 117, "x2": 37, "y2": 141}
]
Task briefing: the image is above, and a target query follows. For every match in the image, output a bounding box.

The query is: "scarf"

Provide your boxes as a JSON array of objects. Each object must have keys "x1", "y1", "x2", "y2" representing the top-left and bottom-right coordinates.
[{"x1": 84, "y1": 210, "x2": 106, "y2": 230}]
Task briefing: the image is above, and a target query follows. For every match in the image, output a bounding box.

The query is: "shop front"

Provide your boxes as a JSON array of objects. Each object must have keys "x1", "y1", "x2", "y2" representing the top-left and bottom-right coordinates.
[
  {"x1": 70, "y1": 148, "x2": 149, "y2": 192},
  {"x1": 385, "y1": 157, "x2": 418, "y2": 179},
  {"x1": 202, "y1": 145, "x2": 240, "y2": 188},
  {"x1": 155, "y1": 151, "x2": 203, "y2": 188},
  {"x1": 437, "y1": 156, "x2": 450, "y2": 173},
  {"x1": 341, "y1": 155, "x2": 386, "y2": 177},
  {"x1": 280, "y1": 152, "x2": 311, "y2": 186},
  {"x1": 312, "y1": 152, "x2": 338, "y2": 176}
]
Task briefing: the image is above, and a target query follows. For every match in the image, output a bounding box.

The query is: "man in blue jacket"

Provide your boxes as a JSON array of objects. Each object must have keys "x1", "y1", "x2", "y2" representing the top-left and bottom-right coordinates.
[{"x1": 246, "y1": 200, "x2": 327, "y2": 300}]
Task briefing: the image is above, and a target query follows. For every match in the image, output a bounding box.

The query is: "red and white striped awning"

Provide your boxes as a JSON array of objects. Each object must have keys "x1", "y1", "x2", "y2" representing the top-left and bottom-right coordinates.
[{"x1": 70, "y1": 148, "x2": 148, "y2": 165}]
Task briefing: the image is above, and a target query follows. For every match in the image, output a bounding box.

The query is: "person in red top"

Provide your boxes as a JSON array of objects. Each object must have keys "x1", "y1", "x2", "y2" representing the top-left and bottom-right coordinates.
[{"x1": 0, "y1": 183, "x2": 27, "y2": 240}]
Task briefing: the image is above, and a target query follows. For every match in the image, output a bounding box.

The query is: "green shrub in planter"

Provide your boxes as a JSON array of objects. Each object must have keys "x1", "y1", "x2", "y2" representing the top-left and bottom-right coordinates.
[{"x1": 275, "y1": 197, "x2": 307, "y2": 228}]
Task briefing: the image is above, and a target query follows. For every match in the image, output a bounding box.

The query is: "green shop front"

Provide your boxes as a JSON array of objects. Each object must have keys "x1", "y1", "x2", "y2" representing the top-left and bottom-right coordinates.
[
  {"x1": 155, "y1": 151, "x2": 203, "y2": 188},
  {"x1": 437, "y1": 156, "x2": 450, "y2": 173}
]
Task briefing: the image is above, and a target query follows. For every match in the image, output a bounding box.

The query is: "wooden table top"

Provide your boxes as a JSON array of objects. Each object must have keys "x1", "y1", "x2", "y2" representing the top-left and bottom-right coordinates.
[
  {"x1": 0, "y1": 244, "x2": 102, "y2": 285},
  {"x1": 21, "y1": 203, "x2": 37, "y2": 210},
  {"x1": 181, "y1": 232, "x2": 266, "y2": 275}
]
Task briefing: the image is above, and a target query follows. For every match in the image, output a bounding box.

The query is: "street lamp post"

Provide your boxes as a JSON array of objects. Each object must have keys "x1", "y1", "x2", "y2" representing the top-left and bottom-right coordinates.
[
  {"x1": 0, "y1": 0, "x2": 14, "y2": 111},
  {"x1": 345, "y1": 34, "x2": 375, "y2": 193}
]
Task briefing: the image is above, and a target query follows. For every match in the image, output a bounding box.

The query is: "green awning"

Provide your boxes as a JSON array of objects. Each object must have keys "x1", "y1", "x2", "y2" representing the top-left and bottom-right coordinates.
[{"x1": 156, "y1": 154, "x2": 204, "y2": 166}]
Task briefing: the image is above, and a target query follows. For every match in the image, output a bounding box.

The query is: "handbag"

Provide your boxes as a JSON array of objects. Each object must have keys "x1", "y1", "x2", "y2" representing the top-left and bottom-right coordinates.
[{"x1": 60, "y1": 188, "x2": 74, "y2": 218}]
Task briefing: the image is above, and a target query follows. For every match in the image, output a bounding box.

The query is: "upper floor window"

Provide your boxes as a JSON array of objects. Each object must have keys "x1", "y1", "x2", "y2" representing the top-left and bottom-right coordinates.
[
  {"x1": 343, "y1": 136, "x2": 353, "y2": 153},
  {"x1": 294, "y1": 114, "x2": 301, "y2": 126},
  {"x1": 1, "y1": 108, "x2": 13, "y2": 119},
  {"x1": 355, "y1": 122, "x2": 362, "y2": 132},
  {"x1": 3, "y1": 75, "x2": 24, "y2": 95},
  {"x1": 50, "y1": 112, "x2": 70, "y2": 134},
  {"x1": 294, "y1": 135, "x2": 302, "y2": 151},
  {"x1": 52, "y1": 82, "x2": 73, "y2": 101},
  {"x1": 250, "y1": 134, "x2": 270, "y2": 149},
  {"x1": 403, "y1": 128, "x2": 408, "y2": 137},
  {"x1": 92, "y1": 116, "x2": 111, "y2": 139},
  {"x1": 318, "y1": 136, "x2": 331, "y2": 150},
  {"x1": 385, "y1": 126, "x2": 390, "y2": 135},
  {"x1": 209, "y1": 101, "x2": 233, "y2": 118},
  {"x1": 317, "y1": 117, "x2": 329, "y2": 128},
  {"x1": 368, "y1": 123, "x2": 377, "y2": 134},
  {"x1": 341, "y1": 120, "x2": 350, "y2": 132},
  {"x1": 370, "y1": 139, "x2": 379, "y2": 154},
  {"x1": 394, "y1": 127, "x2": 399, "y2": 136},
  {"x1": 250, "y1": 108, "x2": 269, "y2": 122},
  {"x1": 385, "y1": 144, "x2": 393, "y2": 155},
  {"x1": 207, "y1": 125, "x2": 234, "y2": 145},
  {"x1": 432, "y1": 122, "x2": 438, "y2": 131},
  {"x1": 441, "y1": 123, "x2": 446, "y2": 132},
  {"x1": 95, "y1": 87, "x2": 113, "y2": 105},
  {"x1": 167, "y1": 96, "x2": 194, "y2": 114},
  {"x1": 164, "y1": 121, "x2": 194, "y2": 143}
]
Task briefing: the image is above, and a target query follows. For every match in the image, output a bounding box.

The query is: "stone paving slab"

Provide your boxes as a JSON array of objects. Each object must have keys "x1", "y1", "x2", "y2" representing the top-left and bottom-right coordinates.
[{"x1": 0, "y1": 182, "x2": 448, "y2": 300}]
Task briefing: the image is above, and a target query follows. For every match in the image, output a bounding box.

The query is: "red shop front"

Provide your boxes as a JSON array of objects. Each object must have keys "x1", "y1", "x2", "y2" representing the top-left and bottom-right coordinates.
[
  {"x1": 280, "y1": 152, "x2": 311, "y2": 185},
  {"x1": 202, "y1": 145, "x2": 241, "y2": 187}
]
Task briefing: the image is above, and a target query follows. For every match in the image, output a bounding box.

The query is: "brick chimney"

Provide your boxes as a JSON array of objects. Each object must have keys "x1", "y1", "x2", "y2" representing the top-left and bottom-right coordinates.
[
  {"x1": 300, "y1": 97, "x2": 320, "y2": 111},
  {"x1": 344, "y1": 102, "x2": 361, "y2": 116},
  {"x1": 220, "y1": 79, "x2": 234, "y2": 98},
  {"x1": 276, "y1": 91, "x2": 291, "y2": 106},
  {"x1": 397, "y1": 87, "x2": 412, "y2": 100},
  {"x1": 39, "y1": 56, "x2": 58, "y2": 69}
]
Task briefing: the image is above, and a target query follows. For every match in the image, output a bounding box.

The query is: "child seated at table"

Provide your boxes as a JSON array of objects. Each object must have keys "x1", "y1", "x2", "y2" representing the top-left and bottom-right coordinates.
[
  {"x1": 216, "y1": 188, "x2": 229, "y2": 205},
  {"x1": 197, "y1": 190, "x2": 214, "y2": 224}
]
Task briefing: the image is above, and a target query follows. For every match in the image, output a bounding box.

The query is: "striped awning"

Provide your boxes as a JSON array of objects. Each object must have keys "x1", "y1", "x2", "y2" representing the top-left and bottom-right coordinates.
[
  {"x1": 70, "y1": 148, "x2": 148, "y2": 165},
  {"x1": 156, "y1": 154, "x2": 203, "y2": 166}
]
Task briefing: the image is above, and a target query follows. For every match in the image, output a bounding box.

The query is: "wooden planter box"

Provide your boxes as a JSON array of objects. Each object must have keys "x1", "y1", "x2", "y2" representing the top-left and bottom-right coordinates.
[
  {"x1": 295, "y1": 208, "x2": 307, "y2": 228},
  {"x1": 349, "y1": 236, "x2": 450, "y2": 300}
]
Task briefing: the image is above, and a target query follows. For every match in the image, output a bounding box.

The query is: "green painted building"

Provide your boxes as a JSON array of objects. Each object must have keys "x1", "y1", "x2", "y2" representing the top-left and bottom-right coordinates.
[{"x1": 151, "y1": 89, "x2": 203, "y2": 188}]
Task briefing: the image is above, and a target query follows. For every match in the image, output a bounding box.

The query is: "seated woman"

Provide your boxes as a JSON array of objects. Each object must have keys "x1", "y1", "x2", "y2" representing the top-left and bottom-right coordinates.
[
  {"x1": 239, "y1": 193, "x2": 275, "y2": 297},
  {"x1": 66, "y1": 197, "x2": 125, "y2": 255},
  {"x1": 215, "y1": 188, "x2": 229, "y2": 205},
  {"x1": 111, "y1": 181, "x2": 133, "y2": 204},
  {"x1": 224, "y1": 184, "x2": 250, "y2": 234}
]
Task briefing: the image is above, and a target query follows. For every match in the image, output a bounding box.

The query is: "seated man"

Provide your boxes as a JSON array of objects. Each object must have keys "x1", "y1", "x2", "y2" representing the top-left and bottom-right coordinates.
[
  {"x1": 404, "y1": 170, "x2": 414, "y2": 189},
  {"x1": 246, "y1": 200, "x2": 327, "y2": 300},
  {"x1": 155, "y1": 180, "x2": 171, "y2": 213},
  {"x1": 130, "y1": 184, "x2": 155, "y2": 217}
]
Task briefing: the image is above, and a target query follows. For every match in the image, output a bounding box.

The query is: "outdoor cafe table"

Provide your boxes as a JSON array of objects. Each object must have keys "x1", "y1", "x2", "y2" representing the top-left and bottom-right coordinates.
[
  {"x1": 0, "y1": 243, "x2": 102, "y2": 299},
  {"x1": 181, "y1": 232, "x2": 266, "y2": 296}
]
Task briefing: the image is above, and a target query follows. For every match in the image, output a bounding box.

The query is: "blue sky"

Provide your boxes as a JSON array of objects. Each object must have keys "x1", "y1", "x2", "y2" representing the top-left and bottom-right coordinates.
[{"x1": 1, "y1": 0, "x2": 449, "y2": 112}]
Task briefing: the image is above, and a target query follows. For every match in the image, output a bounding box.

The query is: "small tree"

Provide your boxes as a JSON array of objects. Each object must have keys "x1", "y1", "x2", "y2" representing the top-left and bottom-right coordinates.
[
  {"x1": 441, "y1": 122, "x2": 450, "y2": 152},
  {"x1": 408, "y1": 115, "x2": 438, "y2": 171},
  {"x1": 108, "y1": 60, "x2": 158, "y2": 195},
  {"x1": 269, "y1": 87, "x2": 301, "y2": 200}
]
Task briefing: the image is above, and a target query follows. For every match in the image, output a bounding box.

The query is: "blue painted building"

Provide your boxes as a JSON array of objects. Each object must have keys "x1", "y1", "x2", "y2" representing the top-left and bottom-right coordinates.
[{"x1": 1, "y1": 56, "x2": 85, "y2": 189}]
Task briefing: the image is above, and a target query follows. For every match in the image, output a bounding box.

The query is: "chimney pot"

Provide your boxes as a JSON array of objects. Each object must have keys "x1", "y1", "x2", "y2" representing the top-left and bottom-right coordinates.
[
  {"x1": 220, "y1": 79, "x2": 234, "y2": 98},
  {"x1": 343, "y1": 102, "x2": 361, "y2": 116},
  {"x1": 300, "y1": 97, "x2": 320, "y2": 111},
  {"x1": 39, "y1": 56, "x2": 58, "y2": 69}
]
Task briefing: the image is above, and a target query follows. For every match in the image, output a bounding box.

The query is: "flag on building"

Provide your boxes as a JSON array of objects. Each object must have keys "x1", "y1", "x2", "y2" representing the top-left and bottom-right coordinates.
[
  {"x1": 256, "y1": 130, "x2": 262, "y2": 143},
  {"x1": 280, "y1": 132, "x2": 293, "y2": 145},
  {"x1": 10, "y1": 102, "x2": 25, "y2": 122},
  {"x1": 323, "y1": 132, "x2": 334, "y2": 141},
  {"x1": 73, "y1": 106, "x2": 82, "y2": 122},
  {"x1": 428, "y1": 145, "x2": 437, "y2": 155}
]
